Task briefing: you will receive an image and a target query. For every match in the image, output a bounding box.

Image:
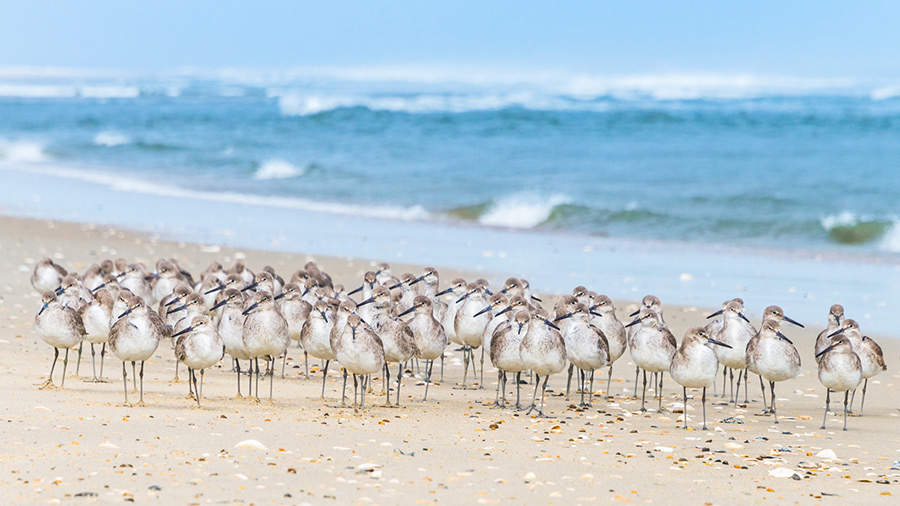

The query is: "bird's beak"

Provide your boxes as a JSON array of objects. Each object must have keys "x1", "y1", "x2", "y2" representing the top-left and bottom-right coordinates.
[
  {"x1": 357, "y1": 297, "x2": 374, "y2": 307},
  {"x1": 274, "y1": 293, "x2": 285, "y2": 300},
  {"x1": 55, "y1": 286, "x2": 65, "y2": 295},
  {"x1": 554, "y1": 312, "x2": 573, "y2": 322},
  {"x1": 397, "y1": 306, "x2": 415, "y2": 318},
  {"x1": 484, "y1": 288, "x2": 493, "y2": 296},
  {"x1": 242, "y1": 302, "x2": 259, "y2": 316},
  {"x1": 320, "y1": 311, "x2": 328, "y2": 323},
  {"x1": 625, "y1": 318, "x2": 641, "y2": 328},
  {"x1": 435, "y1": 288, "x2": 453, "y2": 297},
  {"x1": 241, "y1": 282, "x2": 258, "y2": 292},
  {"x1": 456, "y1": 293, "x2": 470, "y2": 304},
  {"x1": 517, "y1": 323, "x2": 524, "y2": 334},
  {"x1": 495, "y1": 306, "x2": 513, "y2": 317},
  {"x1": 590, "y1": 311, "x2": 603, "y2": 318},
  {"x1": 815, "y1": 344, "x2": 835, "y2": 358},
  {"x1": 204, "y1": 284, "x2": 225, "y2": 295},
  {"x1": 165, "y1": 296, "x2": 182, "y2": 307},
  {"x1": 827, "y1": 328, "x2": 845, "y2": 338},
  {"x1": 782, "y1": 315, "x2": 804, "y2": 328},
  {"x1": 116, "y1": 272, "x2": 126, "y2": 278},
  {"x1": 118, "y1": 307, "x2": 133, "y2": 319},
  {"x1": 738, "y1": 312, "x2": 750, "y2": 323},
  {"x1": 167, "y1": 304, "x2": 187, "y2": 315},
  {"x1": 834, "y1": 314, "x2": 841, "y2": 326},
  {"x1": 91, "y1": 283, "x2": 106, "y2": 292},
  {"x1": 776, "y1": 330, "x2": 793, "y2": 344},
  {"x1": 209, "y1": 299, "x2": 227, "y2": 311},
  {"x1": 39, "y1": 302, "x2": 48, "y2": 315},
  {"x1": 146, "y1": 273, "x2": 159, "y2": 280},
  {"x1": 347, "y1": 286, "x2": 363, "y2": 296},
  {"x1": 544, "y1": 319, "x2": 560, "y2": 331},
  {"x1": 171, "y1": 326, "x2": 193, "y2": 339},
  {"x1": 707, "y1": 338, "x2": 732, "y2": 348},
  {"x1": 410, "y1": 276, "x2": 424, "y2": 286},
  {"x1": 629, "y1": 309, "x2": 640, "y2": 317},
  {"x1": 706, "y1": 309, "x2": 723, "y2": 319},
  {"x1": 473, "y1": 305, "x2": 493, "y2": 318},
  {"x1": 531, "y1": 295, "x2": 543, "y2": 302},
  {"x1": 388, "y1": 282, "x2": 402, "y2": 290}
]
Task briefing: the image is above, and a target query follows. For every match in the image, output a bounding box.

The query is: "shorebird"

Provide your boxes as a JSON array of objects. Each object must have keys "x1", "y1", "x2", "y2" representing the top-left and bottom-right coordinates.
[
  {"x1": 375, "y1": 262, "x2": 399, "y2": 287},
  {"x1": 79, "y1": 286, "x2": 114, "y2": 382},
  {"x1": 707, "y1": 300, "x2": 755, "y2": 404},
  {"x1": 35, "y1": 290, "x2": 85, "y2": 388},
  {"x1": 109, "y1": 297, "x2": 166, "y2": 405},
  {"x1": 82, "y1": 263, "x2": 106, "y2": 292},
  {"x1": 519, "y1": 310, "x2": 567, "y2": 417},
  {"x1": 454, "y1": 282, "x2": 491, "y2": 389},
  {"x1": 826, "y1": 319, "x2": 886, "y2": 416},
  {"x1": 159, "y1": 282, "x2": 193, "y2": 327},
  {"x1": 747, "y1": 319, "x2": 800, "y2": 423},
  {"x1": 746, "y1": 305, "x2": 804, "y2": 412},
  {"x1": 278, "y1": 282, "x2": 311, "y2": 369},
  {"x1": 172, "y1": 315, "x2": 225, "y2": 407},
  {"x1": 390, "y1": 273, "x2": 419, "y2": 318},
  {"x1": 669, "y1": 327, "x2": 732, "y2": 429},
  {"x1": 230, "y1": 259, "x2": 255, "y2": 286},
  {"x1": 333, "y1": 314, "x2": 385, "y2": 411},
  {"x1": 302, "y1": 300, "x2": 337, "y2": 399},
  {"x1": 477, "y1": 293, "x2": 510, "y2": 361},
  {"x1": 556, "y1": 303, "x2": 609, "y2": 407},
  {"x1": 304, "y1": 261, "x2": 333, "y2": 290},
  {"x1": 815, "y1": 304, "x2": 845, "y2": 361},
  {"x1": 116, "y1": 263, "x2": 152, "y2": 303},
  {"x1": 628, "y1": 295, "x2": 666, "y2": 397},
  {"x1": 168, "y1": 292, "x2": 207, "y2": 382},
  {"x1": 366, "y1": 286, "x2": 417, "y2": 405},
  {"x1": 149, "y1": 260, "x2": 183, "y2": 304},
  {"x1": 241, "y1": 291, "x2": 290, "y2": 402},
  {"x1": 31, "y1": 257, "x2": 67, "y2": 294},
  {"x1": 212, "y1": 288, "x2": 253, "y2": 397},
  {"x1": 200, "y1": 261, "x2": 227, "y2": 283},
  {"x1": 589, "y1": 295, "x2": 626, "y2": 398},
  {"x1": 489, "y1": 310, "x2": 530, "y2": 408},
  {"x1": 626, "y1": 308, "x2": 677, "y2": 412},
  {"x1": 816, "y1": 335, "x2": 863, "y2": 430},
  {"x1": 398, "y1": 295, "x2": 447, "y2": 401},
  {"x1": 351, "y1": 271, "x2": 378, "y2": 323},
  {"x1": 435, "y1": 277, "x2": 467, "y2": 380},
  {"x1": 57, "y1": 274, "x2": 93, "y2": 312}
]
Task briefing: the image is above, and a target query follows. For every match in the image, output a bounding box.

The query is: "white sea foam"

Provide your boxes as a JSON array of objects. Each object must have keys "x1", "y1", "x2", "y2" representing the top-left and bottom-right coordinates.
[
  {"x1": 478, "y1": 193, "x2": 571, "y2": 229},
  {"x1": 878, "y1": 222, "x2": 900, "y2": 252},
  {"x1": 0, "y1": 162, "x2": 430, "y2": 222},
  {"x1": 871, "y1": 86, "x2": 900, "y2": 101},
  {"x1": 253, "y1": 159, "x2": 307, "y2": 180},
  {"x1": 93, "y1": 131, "x2": 131, "y2": 147},
  {"x1": 0, "y1": 139, "x2": 47, "y2": 162},
  {"x1": 819, "y1": 211, "x2": 860, "y2": 231},
  {"x1": 0, "y1": 83, "x2": 77, "y2": 98},
  {"x1": 820, "y1": 211, "x2": 900, "y2": 251},
  {"x1": 79, "y1": 85, "x2": 140, "y2": 99}
]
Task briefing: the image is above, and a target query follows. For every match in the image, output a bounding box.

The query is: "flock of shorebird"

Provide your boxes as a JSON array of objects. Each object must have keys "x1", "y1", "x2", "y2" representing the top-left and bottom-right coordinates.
[{"x1": 31, "y1": 256, "x2": 887, "y2": 431}]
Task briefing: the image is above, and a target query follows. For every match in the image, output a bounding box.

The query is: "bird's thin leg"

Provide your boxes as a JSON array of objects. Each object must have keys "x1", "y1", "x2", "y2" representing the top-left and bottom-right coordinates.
[
  {"x1": 821, "y1": 388, "x2": 830, "y2": 429},
  {"x1": 770, "y1": 381, "x2": 777, "y2": 423},
  {"x1": 132, "y1": 361, "x2": 138, "y2": 392},
  {"x1": 640, "y1": 370, "x2": 648, "y2": 412},
  {"x1": 515, "y1": 371, "x2": 522, "y2": 410},
  {"x1": 90, "y1": 343, "x2": 97, "y2": 382},
  {"x1": 383, "y1": 363, "x2": 392, "y2": 406},
  {"x1": 634, "y1": 366, "x2": 640, "y2": 398},
  {"x1": 657, "y1": 371, "x2": 664, "y2": 412},
  {"x1": 321, "y1": 360, "x2": 330, "y2": 399},
  {"x1": 758, "y1": 374, "x2": 768, "y2": 413},
  {"x1": 61, "y1": 348, "x2": 70, "y2": 388},
  {"x1": 236, "y1": 359, "x2": 242, "y2": 397},
  {"x1": 525, "y1": 374, "x2": 541, "y2": 415},
  {"x1": 589, "y1": 369, "x2": 595, "y2": 406},
  {"x1": 479, "y1": 347, "x2": 485, "y2": 389},
  {"x1": 607, "y1": 363, "x2": 614, "y2": 400},
  {"x1": 682, "y1": 387, "x2": 688, "y2": 429},
  {"x1": 566, "y1": 363, "x2": 574, "y2": 400},
  {"x1": 423, "y1": 360, "x2": 432, "y2": 402},
  {"x1": 842, "y1": 390, "x2": 849, "y2": 431},
  {"x1": 99, "y1": 343, "x2": 106, "y2": 381},
  {"x1": 701, "y1": 387, "x2": 708, "y2": 431},
  {"x1": 733, "y1": 368, "x2": 742, "y2": 405},
  {"x1": 138, "y1": 361, "x2": 145, "y2": 404},
  {"x1": 341, "y1": 368, "x2": 348, "y2": 407},
  {"x1": 268, "y1": 357, "x2": 274, "y2": 401},
  {"x1": 75, "y1": 341, "x2": 83, "y2": 377},
  {"x1": 122, "y1": 361, "x2": 128, "y2": 404},
  {"x1": 859, "y1": 378, "x2": 868, "y2": 417},
  {"x1": 743, "y1": 368, "x2": 750, "y2": 404}
]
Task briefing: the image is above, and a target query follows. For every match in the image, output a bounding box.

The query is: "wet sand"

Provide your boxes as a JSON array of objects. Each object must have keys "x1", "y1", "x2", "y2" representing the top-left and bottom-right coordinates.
[{"x1": 1, "y1": 216, "x2": 898, "y2": 504}]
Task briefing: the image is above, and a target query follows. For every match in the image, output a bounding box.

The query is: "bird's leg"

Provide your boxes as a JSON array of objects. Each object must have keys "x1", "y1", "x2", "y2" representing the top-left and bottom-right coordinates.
[
  {"x1": 478, "y1": 347, "x2": 485, "y2": 389},
  {"x1": 305, "y1": 351, "x2": 309, "y2": 380},
  {"x1": 701, "y1": 387, "x2": 708, "y2": 431},
  {"x1": 770, "y1": 381, "x2": 777, "y2": 423},
  {"x1": 235, "y1": 359, "x2": 242, "y2": 398},
  {"x1": 728, "y1": 368, "x2": 734, "y2": 404},
  {"x1": 268, "y1": 356, "x2": 274, "y2": 401},
  {"x1": 633, "y1": 366, "x2": 640, "y2": 398},
  {"x1": 743, "y1": 367, "x2": 750, "y2": 404},
  {"x1": 254, "y1": 357, "x2": 261, "y2": 402},
  {"x1": 733, "y1": 368, "x2": 742, "y2": 405},
  {"x1": 537, "y1": 375, "x2": 550, "y2": 418},
  {"x1": 525, "y1": 374, "x2": 541, "y2": 415},
  {"x1": 281, "y1": 354, "x2": 287, "y2": 379},
  {"x1": 640, "y1": 370, "x2": 648, "y2": 412},
  {"x1": 842, "y1": 390, "x2": 849, "y2": 431},
  {"x1": 89, "y1": 343, "x2": 98, "y2": 382},
  {"x1": 122, "y1": 361, "x2": 129, "y2": 405},
  {"x1": 137, "y1": 361, "x2": 146, "y2": 406},
  {"x1": 423, "y1": 360, "x2": 432, "y2": 402},
  {"x1": 341, "y1": 368, "x2": 348, "y2": 408},
  {"x1": 383, "y1": 363, "x2": 392, "y2": 407},
  {"x1": 859, "y1": 378, "x2": 868, "y2": 417},
  {"x1": 515, "y1": 372, "x2": 522, "y2": 410},
  {"x1": 758, "y1": 374, "x2": 768, "y2": 413},
  {"x1": 75, "y1": 341, "x2": 83, "y2": 377},
  {"x1": 821, "y1": 388, "x2": 829, "y2": 429},
  {"x1": 682, "y1": 387, "x2": 688, "y2": 430},
  {"x1": 721, "y1": 367, "x2": 728, "y2": 398},
  {"x1": 320, "y1": 360, "x2": 330, "y2": 399},
  {"x1": 61, "y1": 348, "x2": 70, "y2": 388},
  {"x1": 565, "y1": 363, "x2": 574, "y2": 400},
  {"x1": 99, "y1": 343, "x2": 106, "y2": 381},
  {"x1": 589, "y1": 369, "x2": 595, "y2": 407},
  {"x1": 607, "y1": 363, "x2": 614, "y2": 400},
  {"x1": 657, "y1": 371, "x2": 664, "y2": 412},
  {"x1": 352, "y1": 374, "x2": 359, "y2": 411},
  {"x1": 131, "y1": 361, "x2": 138, "y2": 392}
]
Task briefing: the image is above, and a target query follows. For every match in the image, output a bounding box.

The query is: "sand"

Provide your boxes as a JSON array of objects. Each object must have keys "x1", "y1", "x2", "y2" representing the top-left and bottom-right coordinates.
[{"x1": 1, "y1": 216, "x2": 898, "y2": 505}]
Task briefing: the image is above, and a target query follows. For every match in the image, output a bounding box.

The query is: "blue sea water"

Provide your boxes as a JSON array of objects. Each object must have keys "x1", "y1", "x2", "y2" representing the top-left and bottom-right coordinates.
[{"x1": 2, "y1": 69, "x2": 900, "y2": 335}]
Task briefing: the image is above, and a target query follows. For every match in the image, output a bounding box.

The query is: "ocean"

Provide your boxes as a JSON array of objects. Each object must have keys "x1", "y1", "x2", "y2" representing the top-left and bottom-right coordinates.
[{"x1": 2, "y1": 69, "x2": 899, "y2": 334}]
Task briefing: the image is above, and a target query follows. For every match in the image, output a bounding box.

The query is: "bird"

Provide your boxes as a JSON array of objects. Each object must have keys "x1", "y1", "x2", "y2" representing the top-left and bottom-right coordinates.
[
  {"x1": 626, "y1": 308, "x2": 677, "y2": 412},
  {"x1": 815, "y1": 304, "x2": 845, "y2": 360},
  {"x1": 816, "y1": 334, "x2": 863, "y2": 431},
  {"x1": 707, "y1": 300, "x2": 755, "y2": 405},
  {"x1": 434, "y1": 277, "x2": 467, "y2": 380},
  {"x1": 301, "y1": 300, "x2": 337, "y2": 399},
  {"x1": 747, "y1": 319, "x2": 800, "y2": 423},
  {"x1": 628, "y1": 295, "x2": 667, "y2": 397},
  {"x1": 149, "y1": 260, "x2": 184, "y2": 304},
  {"x1": 489, "y1": 310, "x2": 530, "y2": 409},
  {"x1": 589, "y1": 295, "x2": 627, "y2": 398},
  {"x1": 168, "y1": 292, "x2": 207, "y2": 382},
  {"x1": 745, "y1": 305, "x2": 804, "y2": 412},
  {"x1": 519, "y1": 310, "x2": 567, "y2": 417},
  {"x1": 366, "y1": 286, "x2": 417, "y2": 405},
  {"x1": 211, "y1": 288, "x2": 253, "y2": 398},
  {"x1": 556, "y1": 303, "x2": 609, "y2": 407},
  {"x1": 333, "y1": 314, "x2": 385, "y2": 411},
  {"x1": 158, "y1": 282, "x2": 194, "y2": 327},
  {"x1": 276, "y1": 282, "x2": 311, "y2": 378},
  {"x1": 454, "y1": 282, "x2": 491, "y2": 389},
  {"x1": 826, "y1": 319, "x2": 886, "y2": 416},
  {"x1": 31, "y1": 257, "x2": 67, "y2": 294},
  {"x1": 34, "y1": 290, "x2": 85, "y2": 389},
  {"x1": 172, "y1": 315, "x2": 225, "y2": 407},
  {"x1": 669, "y1": 327, "x2": 731, "y2": 430},
  {"x1": 109, "y1": 296, "x2": 166, "y2": 405},
  {"x1": 398, "y1": 295, "x2": 447, "y2": 401},
  {"x1": 241, "y1": 291, "x2": 290, "y2": 402},
  {"x1": 78, "y1": 286, "x2": 114, "y2": 382},
  {"x1": 118, "y1": 263, "x2": 153, "y2": 303}
]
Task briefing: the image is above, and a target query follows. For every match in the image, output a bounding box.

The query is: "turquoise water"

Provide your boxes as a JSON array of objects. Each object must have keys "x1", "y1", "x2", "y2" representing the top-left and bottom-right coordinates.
[{"x1": 1, "y1": 72, "x2": 899, "y2": 253}]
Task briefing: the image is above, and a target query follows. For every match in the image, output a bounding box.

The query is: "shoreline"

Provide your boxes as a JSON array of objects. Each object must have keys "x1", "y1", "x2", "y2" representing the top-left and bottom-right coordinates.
[{"x1": 2, "y1": 214, "x2": 900, "y2": 504}]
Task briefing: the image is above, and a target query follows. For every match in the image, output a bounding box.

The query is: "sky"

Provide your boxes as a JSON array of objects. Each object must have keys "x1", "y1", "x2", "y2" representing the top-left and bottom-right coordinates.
[{"x1": 1, "y1": 1, "x2": 899, "y2": 79}]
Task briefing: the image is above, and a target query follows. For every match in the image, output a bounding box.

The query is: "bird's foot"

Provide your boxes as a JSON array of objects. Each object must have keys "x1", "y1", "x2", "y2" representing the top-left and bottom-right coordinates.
[
  {"x1": 36, "y1": 379, "x2": 56, "y2": 390},
  {"x1": 134, "y1": 400, "x2": 147, "y2": 407}
]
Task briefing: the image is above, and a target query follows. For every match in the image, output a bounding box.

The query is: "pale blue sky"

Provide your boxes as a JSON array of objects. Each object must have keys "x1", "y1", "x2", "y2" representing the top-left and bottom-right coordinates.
[{"x1": 1, "y1": 1, "x2": 898, "y2": 78}]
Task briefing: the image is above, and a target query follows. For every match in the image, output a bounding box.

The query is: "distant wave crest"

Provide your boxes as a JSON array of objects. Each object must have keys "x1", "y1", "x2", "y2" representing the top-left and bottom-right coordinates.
[
  {"x1": 461, "y1": 193, "x2": 572, "y2": 229},
  {"x1": 254, "y1": 159, "x2": 307, "y2": 180},
  {"x1": 819, "y1": 211, "x2": 895, "y2": 246},
  {"x1": 93, "y1": 131, "x2": 131, "y2": 147},
  {"x1": 0, "y1": 138, "x2": 47, "y2": 162}
]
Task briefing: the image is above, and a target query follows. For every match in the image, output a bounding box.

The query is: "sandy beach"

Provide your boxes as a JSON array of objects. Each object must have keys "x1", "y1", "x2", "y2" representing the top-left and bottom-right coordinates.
[{"x1": 2, "y1": 215, "x2": 899, "y2": 505}]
